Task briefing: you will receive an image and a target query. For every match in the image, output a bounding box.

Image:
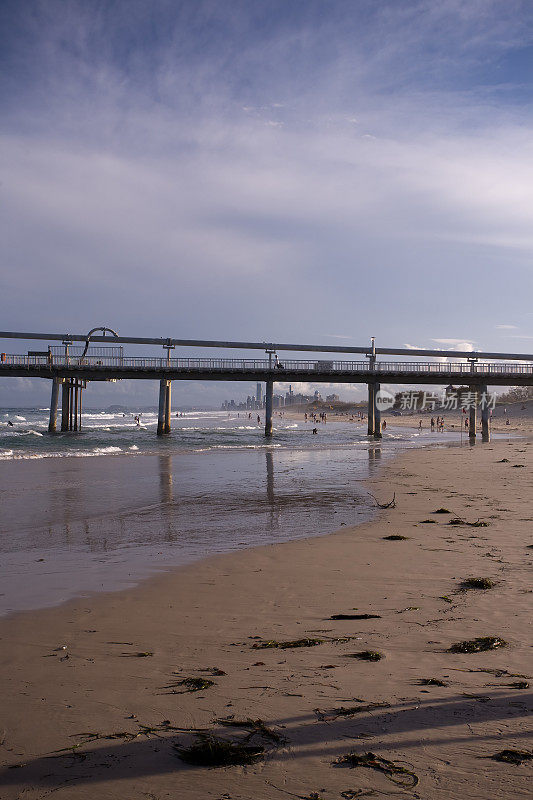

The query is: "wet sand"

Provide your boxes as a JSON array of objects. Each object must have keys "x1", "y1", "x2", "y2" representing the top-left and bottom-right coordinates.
[
  {"x1": 0, "y1": 439, "x2": 532, "y2": 799},
  {"x1": 0, "y1": 446, "x2": 383, "y2": 615}
]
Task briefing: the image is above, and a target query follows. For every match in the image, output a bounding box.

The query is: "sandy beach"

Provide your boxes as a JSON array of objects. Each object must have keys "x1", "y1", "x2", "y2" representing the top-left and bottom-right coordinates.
[{"x1": 1, "y1": 437, "x2": 532, "y2": 799}]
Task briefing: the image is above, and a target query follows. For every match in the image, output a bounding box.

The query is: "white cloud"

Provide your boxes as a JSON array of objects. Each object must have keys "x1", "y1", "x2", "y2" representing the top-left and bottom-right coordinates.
[
  {"x1": 431, "y1": 339, "x2": 476, "y2": 351},
  {"x1": 495, "y1": 324, "x2": 518, "y2": 330},
  {"x1": 323, "y1": 334, "x2": 354, "y2": 339},
  {"x1": 3, "y1": 1, "x2": 533, "y2": 404}
]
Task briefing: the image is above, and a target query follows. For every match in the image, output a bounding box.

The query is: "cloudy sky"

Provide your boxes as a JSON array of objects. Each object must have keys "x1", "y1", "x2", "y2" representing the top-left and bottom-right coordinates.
[{"x1": 1, "y1": 0, "x2": 533, "y2": 406}]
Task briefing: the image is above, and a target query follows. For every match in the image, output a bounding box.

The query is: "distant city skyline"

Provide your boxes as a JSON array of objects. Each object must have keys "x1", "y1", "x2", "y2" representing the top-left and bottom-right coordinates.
[{"x1": 2, "y1": 1, "x2": 533, "y2": 406}]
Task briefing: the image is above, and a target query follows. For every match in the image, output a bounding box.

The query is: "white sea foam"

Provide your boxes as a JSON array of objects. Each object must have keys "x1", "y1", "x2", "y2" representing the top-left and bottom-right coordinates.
[{"x1": 93, "y1": 446, "x2": 123, "y2": 454}]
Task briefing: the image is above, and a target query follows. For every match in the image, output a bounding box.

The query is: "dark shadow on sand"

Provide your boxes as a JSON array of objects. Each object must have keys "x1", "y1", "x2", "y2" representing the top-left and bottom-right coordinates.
[{"x1": 1, "y1": 692, "x2": 531, "y2": 790}]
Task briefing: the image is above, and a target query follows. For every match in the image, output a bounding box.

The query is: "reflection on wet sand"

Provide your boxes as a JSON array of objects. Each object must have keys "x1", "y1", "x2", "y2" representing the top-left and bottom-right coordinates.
[
  {"x1": 265, "y1": 450, "x2": 280, "y2": 531},
  {"x1": 0, "y1": 446, "x2": 382, "y2": 614},
  {"x1": 368, "y1": 446, "x2": 382, "y2": 472},
  {"x1": 159, "y1": 454, "x2": 173, "y2": 506}
]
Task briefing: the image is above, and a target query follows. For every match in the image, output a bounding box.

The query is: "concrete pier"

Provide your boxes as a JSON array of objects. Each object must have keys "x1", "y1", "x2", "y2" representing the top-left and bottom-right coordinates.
[
  {"x1": 157, "y1": 379, "x2": 171, "y2": 436},
  {"x1": 73, "y1": 382, "x2": 79, "y2": 431},
  {"x1": 48, "y1": 377, "x2": 61, "y2": 433},
  {"x1": 265, "y1": 379, "x2": 273, "y2": 437},
  {"x1": 480, "y1": 383, "x2": 490, "y2": 442},
  {"x1": 61, "y1": 380, "x2": 70, "y2": 432},
  {"x1": 367, "y1": 383, "x2": 375, "y2": 435},
  {"x1": 60, "y1": 379, "x2": 83, "y2": 431},
  {"x1": 373, "y1": 382, "x2": 382, "y2": 439},
  {"x1": 164, "y1": 380, "x2": 171, "y2": 434},
  {"x1": 469, "y1": 387, "x2": 477, "y2": 441}
]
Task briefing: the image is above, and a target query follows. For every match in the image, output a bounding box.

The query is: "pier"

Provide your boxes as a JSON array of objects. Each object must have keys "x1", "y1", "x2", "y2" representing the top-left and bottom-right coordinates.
[{"x1": 2, "y1": 330, "x2": 533, "y2": 442}]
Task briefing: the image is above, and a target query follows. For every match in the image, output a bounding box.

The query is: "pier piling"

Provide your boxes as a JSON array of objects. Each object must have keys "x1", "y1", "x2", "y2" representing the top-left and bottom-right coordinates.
[
  {"x1": 480, "y1": 383, "x2": 490, "y2": 442},
  {"x1": 164, "y1": 380, "x2": 171, "y2": 434},
  {"x1": 60, "y1": 379, "x2": 83, "y2": 431},
  {"x1": 265, "y1": 379, "x2": 273, "y2": 437},
  {"x1": 61, "y1": 380, "x2": 70, "y2": 431},
  {"x1": 373, "y1": 382, "x2": 382, "y2": 439},
  {"x1": 469, "y1": 387, "x2": 477, "y2": 441},
  {"x1": 157, "y1": 379, "x2": 171, "y2": 436},
  {"x1": 367, "y1": 383, "x2": 375, "y2": 435},
  {"x1": 48, "y1": 377, "x2": 61, "y2": 433}
]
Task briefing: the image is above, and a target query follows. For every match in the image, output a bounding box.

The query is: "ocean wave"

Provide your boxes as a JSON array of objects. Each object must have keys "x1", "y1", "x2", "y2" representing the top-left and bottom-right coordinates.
[{"x1": 0, "y1": 429, "x2": 44, "y2": 437}]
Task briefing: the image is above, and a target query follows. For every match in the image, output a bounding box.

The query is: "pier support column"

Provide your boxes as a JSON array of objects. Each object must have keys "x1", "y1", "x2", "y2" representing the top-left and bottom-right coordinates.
[
  {"x1": 367, "y1": 383, "x2": 375, "y2": 435},
  {"x1": 73, "y1": 382, "x2": 79, "y2": 431},
  {"x1": 61, "y1": 379, "x2": 70, "y2": 432},
  {"x1": 157, "y1": 379, "x2": 169, "y2": 436},
  {"x1": 469, "y1": 387, "x2": 477, "y2": 442},
  {"x1": 48, "y1": 378, "x2": 61, "y2": 433},
  {"x1": 480, "y1": 384, "x2": 490, "y2": 442},
  {"x1": 164, "y1": 380, "x2": 171, "y2": 434},
  {"x1": 373, "y1": 382, "x2": 382, "y2": 439},
  {"x1": 265, "y1": 379, "x2": 273, "y2": 437}
]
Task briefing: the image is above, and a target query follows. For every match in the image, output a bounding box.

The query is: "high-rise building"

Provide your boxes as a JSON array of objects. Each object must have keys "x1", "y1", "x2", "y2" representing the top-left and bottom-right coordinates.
[{"x1": 256, "y1": 383, "x2": 262, "y2": 405}]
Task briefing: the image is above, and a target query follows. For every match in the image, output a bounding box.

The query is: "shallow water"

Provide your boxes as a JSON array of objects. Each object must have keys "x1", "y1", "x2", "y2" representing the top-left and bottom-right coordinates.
[
  {"x1": 0, "y1": 408, "x2": 460, "y2": 615},
  {"x1": 1, "y1": 407, "x2": 440, "y2": 459}
]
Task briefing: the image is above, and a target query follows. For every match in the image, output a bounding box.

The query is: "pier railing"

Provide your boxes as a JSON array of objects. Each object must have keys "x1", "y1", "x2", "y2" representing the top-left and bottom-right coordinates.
[{"x1": 2, "y1": 354, "x2": 533, "y2": 375}]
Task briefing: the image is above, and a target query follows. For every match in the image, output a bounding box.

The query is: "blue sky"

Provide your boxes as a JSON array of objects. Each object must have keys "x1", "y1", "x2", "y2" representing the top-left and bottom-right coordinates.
[{"x1": 1, "y1": 0, "x2": 533, "y2": 406}]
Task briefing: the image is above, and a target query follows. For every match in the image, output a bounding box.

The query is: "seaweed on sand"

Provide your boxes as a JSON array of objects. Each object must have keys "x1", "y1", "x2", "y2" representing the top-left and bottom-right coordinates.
[
  {"x1": 451, "y1": 667, "x2": 530, "y2": 678},
  {"x1": 487, "y1": 750, "x2": 533, "y2": 765},
  {"x1": 448, "y1": 518, "x2": 489, "y2": 527},
  {"x1": 177, "y1": 732, "x2": 264, "y2": 766},
  {"x1": 51, "y1": 720, "x2": 185, "y2": 760},
  {"x1": 252, "y1": 638, "x2": 323, "y2": 649},
  {"x1": 215, "y1": 717, "x2": 286, "y2": 745},
  {"x1": 486, "y1": 680, "x2": 530, "y2": 689},
  {"x1": 316, "y1": 702, "x2": 390, "y2": 721},
  {"x1": 330, "y1": 614, "x2": 381, "y2": 620},
  {"x1": 382, "y1": 535, "x2": 409, "y2": 540},
  {"x1": 417, "y1": 678, "x2": 447, "y2": 686},
  {"x1": 120, "y1": 651, "x2": 154, "y2": 657},
  {"x1": 164, "y1": 677, "x2": 215, "y2": 693},
  {"x1": 343, "y1": 650, "x2": 383, "y2": 662},
  {"x1": 460, "y1": 577, "x2": 495, "y2": 590},
  {"x1": 448, "y1": 636, "x2": 507, "y2": 654},
  {"x1": 177, "y1": 716, "x2": 287, "y2": 767},
  {"x1": 333, "y1": 751, "x2": 419, "y2": 788},
  {"x1": 434, "y1": 508, "x2": 451, "y2": 514}
]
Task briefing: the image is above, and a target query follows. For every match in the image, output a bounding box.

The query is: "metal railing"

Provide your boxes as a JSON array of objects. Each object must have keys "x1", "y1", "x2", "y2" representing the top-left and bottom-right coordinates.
[{"x1": 2, "y1": 353, "x2": 533, "y2": 375}]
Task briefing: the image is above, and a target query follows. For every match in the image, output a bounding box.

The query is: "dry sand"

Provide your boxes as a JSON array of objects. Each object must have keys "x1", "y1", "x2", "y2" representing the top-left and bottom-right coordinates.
[{"x1": 1, "y1": 439, "x2": 532, "y2": 799}]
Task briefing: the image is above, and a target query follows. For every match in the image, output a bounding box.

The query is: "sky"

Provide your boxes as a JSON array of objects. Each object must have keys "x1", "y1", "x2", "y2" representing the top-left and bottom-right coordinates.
[{"x1": 1, "y1": 0, "x2": 533, "y2": 407}]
